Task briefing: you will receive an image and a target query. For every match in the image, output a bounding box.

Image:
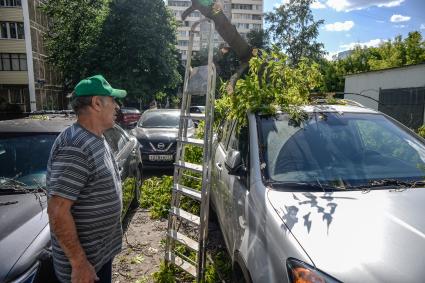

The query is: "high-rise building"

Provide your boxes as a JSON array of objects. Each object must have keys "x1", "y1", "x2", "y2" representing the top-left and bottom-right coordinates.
[
  {"x1": 0, "y1": 0, "x2": 62, "y2": 113},
  {"x1": 230, "y1": 0, "x2": 263, "y2": 40},
  {"x1": 167, "y1": 0, "x2": 263, "y2": 63}
]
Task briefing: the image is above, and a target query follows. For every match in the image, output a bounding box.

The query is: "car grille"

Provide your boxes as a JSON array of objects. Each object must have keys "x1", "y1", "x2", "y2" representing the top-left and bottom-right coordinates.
[{"x1": 140, "y1": 139, "x2": 175, "y2": 152}]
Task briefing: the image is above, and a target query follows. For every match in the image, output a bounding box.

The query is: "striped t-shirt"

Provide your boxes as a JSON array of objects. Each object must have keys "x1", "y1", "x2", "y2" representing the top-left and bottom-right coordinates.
[{"x1": 46, "y1": 123, "x2": 123, "y2": 283}]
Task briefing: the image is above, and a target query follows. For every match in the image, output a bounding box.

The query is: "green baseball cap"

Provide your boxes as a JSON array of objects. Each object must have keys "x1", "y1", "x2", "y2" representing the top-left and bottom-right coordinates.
[{"x1": 74, "y1": 75, "x2": 127, "y2": 98}]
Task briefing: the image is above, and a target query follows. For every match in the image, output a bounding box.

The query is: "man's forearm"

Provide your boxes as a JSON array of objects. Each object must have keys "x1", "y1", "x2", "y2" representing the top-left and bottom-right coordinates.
[{"x1": 48, "y1": 198, "x2": 87, "y2": 266}]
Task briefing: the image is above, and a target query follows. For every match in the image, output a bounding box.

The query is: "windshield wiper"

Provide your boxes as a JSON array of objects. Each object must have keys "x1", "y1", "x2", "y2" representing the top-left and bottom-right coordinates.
[
  {"x1": 0, "y1": 177, "x2": 27, "y2": 188},
  {"x1": 345, "y1": 179, "x2": 425, "y2": 191},
  {"x1": 0, "y1": 177, "x2": 45, "y2": 194},
  {"x1": 269, "y1": 181, "x2": 342, "y2": 192}
]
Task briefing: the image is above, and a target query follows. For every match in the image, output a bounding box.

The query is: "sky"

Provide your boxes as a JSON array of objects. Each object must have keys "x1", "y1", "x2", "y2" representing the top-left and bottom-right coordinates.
[{"x1": 264, "y1": 0, "x2": 425, "y2": 59}]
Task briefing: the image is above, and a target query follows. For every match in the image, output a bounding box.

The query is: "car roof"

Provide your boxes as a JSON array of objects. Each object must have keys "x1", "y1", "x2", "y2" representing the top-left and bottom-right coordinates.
[
  {"x1": 142, "y1": 109, "x2": 180, "y2": 114},
  {"x1": 302, "y1": 104, "x2": 378, "y2": 114},
  {"x1": 120, "y1": 107, "x2": 141, "y2": 113},
  {"x1": 0, "y1": 116, "x2": 75, "y2": 134}
]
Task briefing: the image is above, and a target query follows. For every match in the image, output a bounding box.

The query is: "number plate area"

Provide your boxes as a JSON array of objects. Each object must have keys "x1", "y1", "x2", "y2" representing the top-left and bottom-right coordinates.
[{"x1": 148, "y1": 155, "x2": 173, "y2": 161}]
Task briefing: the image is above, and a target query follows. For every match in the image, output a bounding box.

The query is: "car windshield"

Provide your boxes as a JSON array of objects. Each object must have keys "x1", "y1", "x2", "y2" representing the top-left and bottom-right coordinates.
[
  {"x1": 138, "y1": 111, "x2": 192, "y2": 128},
  {"x1": 0, "y1": 133, "x2": 57, "y2": 189},
  {"x1": 259, "y1": 112, "x2": 425, "y2": 189}
]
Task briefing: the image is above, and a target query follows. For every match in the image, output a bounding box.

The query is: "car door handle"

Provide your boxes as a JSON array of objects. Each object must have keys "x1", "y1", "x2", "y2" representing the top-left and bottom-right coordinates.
[{"x1": 215, "y1": 162, "x2": 222, "y2": 171}]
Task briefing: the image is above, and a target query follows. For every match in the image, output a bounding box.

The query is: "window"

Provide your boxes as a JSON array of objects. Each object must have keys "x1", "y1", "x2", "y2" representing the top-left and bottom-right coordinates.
[
  {"x1": 9, "y1": 88, "x2": 24, "y2": 104},
  {"x1": 219, "y1": 119, "x2": 235, "y2": 149},
  {"x1": 0, "y1": 22, "x2": 25, "y2": 39},
  {"x1": 232, "y1": 4, "x2": 252, "y2": 10},
  {"x1": 260, "y1": 113, "x2": 425, "y2": 185},
  {"x1": 252, "y1": 24, "x2": 262, "y2": 30},
  {"x1": 168, "y1": 1, "x2": 190, "y2": 7},
  {"x1": 228, "y1": 124, "x2": 249, "y2": 167},
  {"x1": 236, "y1": 23, "x2": 250, "y2": 29},
  {"x1": 0, "y1": 53, "x2": 27, "y2": 71},
  {"x1": 252, "y1": 14, "x2": 262, "y2": 20},
  {"x1": 0, "y1": 0, "x2": 22, "y2": 7}
]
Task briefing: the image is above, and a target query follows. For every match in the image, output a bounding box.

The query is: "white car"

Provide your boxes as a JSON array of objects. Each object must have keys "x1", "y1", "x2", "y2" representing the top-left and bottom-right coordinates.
[{"x1": 211, "y1": 104, "x2": 425, "y2": 282}]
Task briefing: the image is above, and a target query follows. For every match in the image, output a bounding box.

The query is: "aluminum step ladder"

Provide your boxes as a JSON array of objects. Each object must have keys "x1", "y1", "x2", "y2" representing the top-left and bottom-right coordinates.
[{"x1": 164, "y1": 18, "x2": 216, "y2": 282}]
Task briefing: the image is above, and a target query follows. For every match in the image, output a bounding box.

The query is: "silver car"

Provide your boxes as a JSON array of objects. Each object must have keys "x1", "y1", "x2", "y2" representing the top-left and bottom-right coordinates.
[{"x1": 211, "y1": 104, "x2": 425, "y2": 282}]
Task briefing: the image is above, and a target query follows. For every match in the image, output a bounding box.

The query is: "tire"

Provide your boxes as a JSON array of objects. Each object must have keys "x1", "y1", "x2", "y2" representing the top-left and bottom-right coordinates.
[{"x1": 130, "y1": 167, "x2": 142, "y2": 209}]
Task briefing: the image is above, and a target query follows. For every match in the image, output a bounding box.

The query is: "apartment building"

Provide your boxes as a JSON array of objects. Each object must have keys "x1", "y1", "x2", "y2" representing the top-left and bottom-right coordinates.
[
  {"x1": 167, "y1": 0, "x2": 263, "y2": 63},
  {"x1": 0, "y1": 0, "x2": 62, "y2": 113}
]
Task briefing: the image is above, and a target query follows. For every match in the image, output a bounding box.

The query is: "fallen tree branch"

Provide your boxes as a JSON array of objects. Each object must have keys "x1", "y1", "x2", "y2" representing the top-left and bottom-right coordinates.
[{"x1": 226, "y1": 62, "x2": 249, "y2": 95}]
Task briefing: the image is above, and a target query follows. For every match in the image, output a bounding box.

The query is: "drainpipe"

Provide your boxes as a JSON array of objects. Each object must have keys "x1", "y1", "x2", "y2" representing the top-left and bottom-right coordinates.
[{"x1": 22, "y1": 0, "x2": 36, "y2": 111}]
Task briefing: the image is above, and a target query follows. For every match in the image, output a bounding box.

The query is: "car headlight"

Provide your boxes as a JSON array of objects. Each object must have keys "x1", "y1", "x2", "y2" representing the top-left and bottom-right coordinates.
[
  {"x1": 10, "y1": 262, "x2": 39, "y2": 283},
  {"x1": 286, "y1": 258, "x2": 340, "y2": 283}
]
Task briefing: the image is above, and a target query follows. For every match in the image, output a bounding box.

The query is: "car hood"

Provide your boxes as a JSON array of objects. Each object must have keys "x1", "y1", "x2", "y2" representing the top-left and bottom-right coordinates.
[
  {"x1": 131, "y1": 127, "x2": 179, "y2": 141},
  {"x1": 267, "y1": 188, "x2": 425, "y2": 282},
  {"x1": 0, "y1": 193, "x2": 49, "y2": 281}
]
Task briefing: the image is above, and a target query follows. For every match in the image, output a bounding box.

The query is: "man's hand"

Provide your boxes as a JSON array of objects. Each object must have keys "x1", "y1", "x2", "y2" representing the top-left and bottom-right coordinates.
[{"x1": 71, "y1": 259, "x2": 99, "y2": 283}]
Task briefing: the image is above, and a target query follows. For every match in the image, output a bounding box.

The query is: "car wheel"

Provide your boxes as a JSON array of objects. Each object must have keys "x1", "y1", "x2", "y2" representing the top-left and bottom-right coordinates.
[{"x1": 130, "y1": 167, "x2": 142, "y2": 209}]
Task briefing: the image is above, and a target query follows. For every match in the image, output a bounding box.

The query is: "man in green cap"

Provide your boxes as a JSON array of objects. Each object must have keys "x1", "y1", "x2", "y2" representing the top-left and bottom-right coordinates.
[{"x1": 47, "y1": 75, "x2": 127, "y2": 283}]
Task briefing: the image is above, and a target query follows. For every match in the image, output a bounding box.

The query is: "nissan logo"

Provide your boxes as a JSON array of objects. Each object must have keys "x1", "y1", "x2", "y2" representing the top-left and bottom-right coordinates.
[{"x1": 157, "y1": 143, "x2": 165, "y2": 150}]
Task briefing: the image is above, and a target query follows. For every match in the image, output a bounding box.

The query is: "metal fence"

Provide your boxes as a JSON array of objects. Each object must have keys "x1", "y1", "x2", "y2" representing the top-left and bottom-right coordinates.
[{"x1": 378, "y1": 87, "x2": 425, "y2": 129}]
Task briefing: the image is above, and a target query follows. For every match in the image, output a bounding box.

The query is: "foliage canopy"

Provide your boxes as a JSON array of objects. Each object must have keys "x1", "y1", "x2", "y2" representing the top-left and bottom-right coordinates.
[
  {"x1": 42, "y1": 0, "x2": 181, "y2": 103},
  {"x1": 218, "y1": 47, "x2": 323, "y2": 127},
  {"x1": 266, "y1": 0, "x2": 325, "y2": 65}
]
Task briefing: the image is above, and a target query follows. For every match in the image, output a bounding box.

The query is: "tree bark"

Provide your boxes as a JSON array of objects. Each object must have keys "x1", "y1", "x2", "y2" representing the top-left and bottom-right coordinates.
[{"x1": 183, "y1": 0, "x2": 253, "y2": 63}]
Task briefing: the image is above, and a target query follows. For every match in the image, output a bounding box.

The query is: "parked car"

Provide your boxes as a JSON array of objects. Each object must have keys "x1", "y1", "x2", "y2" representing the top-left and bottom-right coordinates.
[
  {"x1": 0, "y1": 115, "x2": 142, "y2": 283},
  {"x1": 211, "y1": 104, "x2": 425, "y2": 282},
  {"x1": 131, "y1": 109, "x2": 194, "y2": 168},
  {"x1": 116, "y1": 107, "x2": 142, "y2": 129},
  {"x1": 190, "y1": 106, "x2": 205, "y2": 128},
  {"x1": 190, "y1": 106, "x2": 205, "y2": 114}
]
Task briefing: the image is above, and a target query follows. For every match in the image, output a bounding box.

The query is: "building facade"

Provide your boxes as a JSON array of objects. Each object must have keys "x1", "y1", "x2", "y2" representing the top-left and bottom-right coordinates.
[
  {"x1": 167, "y1": 0, "x2": 263, "y2": 63},
  {"x1": 0, "y1": 0, "x2": 62, "y2": 114}
]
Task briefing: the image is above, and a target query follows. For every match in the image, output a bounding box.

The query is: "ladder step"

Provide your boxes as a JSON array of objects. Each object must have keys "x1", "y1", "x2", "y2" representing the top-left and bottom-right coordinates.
[
  {"x1": 181, "y1": 113, "x2": 205, "y2": 120},
  {"x1": 174, "y1": 184, "x2": 201, "y2": 201},
  {"x1": 165, "y1": 252, "x2": 197, "y2": 277},
  {"x1": 168, "y1": 229, "x2": 199, "y2": 252},
  {"x1": 170, "y1": 207, "x2": 200, "y2": 226},
  {"x1": 175, "y1": 161, "x2": 203, "y2": 174},
  {"x1": 178, "y1": 137, "x2": 204, "y2": 146}
]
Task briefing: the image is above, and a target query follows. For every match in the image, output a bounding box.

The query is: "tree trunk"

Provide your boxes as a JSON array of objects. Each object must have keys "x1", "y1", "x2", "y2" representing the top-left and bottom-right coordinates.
[{"x1": 183, "y1": 0, "x2": 252, "y2": 63}]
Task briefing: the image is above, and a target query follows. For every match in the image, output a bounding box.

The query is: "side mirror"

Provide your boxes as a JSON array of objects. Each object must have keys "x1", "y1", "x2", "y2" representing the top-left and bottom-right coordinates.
[{"x1": 224, "y1": 149, "x2": 246, "y2": 176}]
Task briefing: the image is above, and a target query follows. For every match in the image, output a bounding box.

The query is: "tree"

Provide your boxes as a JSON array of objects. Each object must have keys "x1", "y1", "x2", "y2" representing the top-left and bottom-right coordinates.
[
  {"x1": 265, "y1": 0, "x2": 325, "y2": 65},
  {"x1": 405, "y1": 31, "x2": 425, "y2": 65},
  {"x1": 246, "y1": 29, "x2": 270, "y2": 50},
  {"x1": 42, "y1": 0, "x2": 110, "y2": 89},
  {"x1": 87, "y1": 0, "x2": 182, "y2": 105},
  {"x1": 319, "y1": 31, "x2": 425, "y2": 92}
]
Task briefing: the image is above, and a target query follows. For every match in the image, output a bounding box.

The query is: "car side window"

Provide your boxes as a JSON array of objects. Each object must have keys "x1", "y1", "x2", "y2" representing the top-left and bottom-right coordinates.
[
  {"x1": 227, "y1": 124, "x2": 249, "y2": 166},
  {"x1": 219, "y1": 119, "x2": 234, "y2": 149}
]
